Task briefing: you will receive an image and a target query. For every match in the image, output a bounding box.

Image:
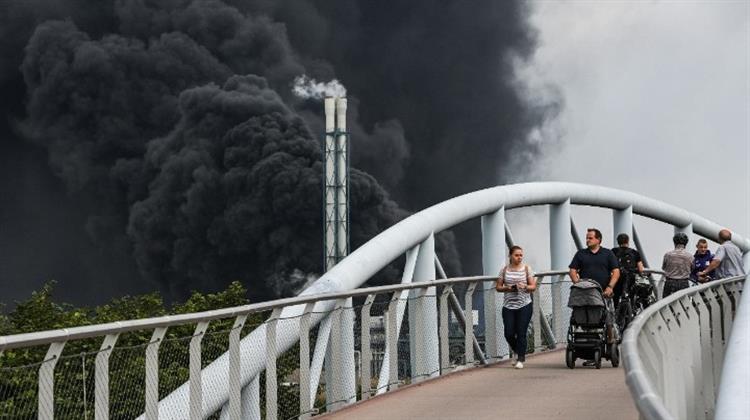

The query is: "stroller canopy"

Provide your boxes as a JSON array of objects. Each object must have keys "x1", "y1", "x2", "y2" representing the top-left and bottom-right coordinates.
[{"x1": 568, "y1": 280, "x2": 605, "y2": 308}]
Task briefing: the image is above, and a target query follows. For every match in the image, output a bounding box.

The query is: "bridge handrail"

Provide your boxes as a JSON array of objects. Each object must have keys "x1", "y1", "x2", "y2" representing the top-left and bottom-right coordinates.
[
  {"x1": 0, "y1": 270, "x2": 577, "y2": 351},
  {"x1": 0, "y1": 268, "x2": 666, "y2": 350},
  {"x1": 622, "y1": 274, "x2": 746, "y2": 420},
  {"x1": 715, "y1": 273, "x2": 750, "y2": 418}
]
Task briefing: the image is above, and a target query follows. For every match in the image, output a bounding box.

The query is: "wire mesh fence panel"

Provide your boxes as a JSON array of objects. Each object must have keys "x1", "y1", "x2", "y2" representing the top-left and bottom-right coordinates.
[
  {"x1": 53, "y1": 351, "x2": 96, "y2": 419},
  {"x1": 397, "y1": 297, "x2": 412, "y2": 386},
  {"x1": 264, "y1": 309, "x2": 306, "y2": 420},
  {"x1": 109, "y1": 342, "x2": 148, "y2": 419},
  {"x1": 276, "y1": 341, "x2": 300, "y2": 420},
  {"x1": 0, "y1": 360, "x2": 43, "y2": 419},
  {"x1": 200, "y1": 327, "x2": 231, "y2": 420},
  {"x1": 158, "y1": 335, "x2": 191, "y2": 402},
  {"x1": 367, "y1": 299, "x2": 388, "y2": 396}
]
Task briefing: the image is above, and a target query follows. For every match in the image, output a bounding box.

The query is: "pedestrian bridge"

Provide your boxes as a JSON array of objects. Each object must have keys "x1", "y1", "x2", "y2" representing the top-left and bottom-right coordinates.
[
  {"x1": 322, "y1": 348, "x2": 638, "y2": 420},
  {"x1": 1, "y1": 182, "x2": 748, "y2": 419}
]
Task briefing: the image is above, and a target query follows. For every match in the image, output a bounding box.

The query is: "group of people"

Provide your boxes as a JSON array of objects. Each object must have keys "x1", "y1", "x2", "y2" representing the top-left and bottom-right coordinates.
[
  {"x1": 661, "y1": 228, "x2": 746, "y2": 297},
  {"x1": 495, "y1": 227, "x2": 746, "y2": 368}
]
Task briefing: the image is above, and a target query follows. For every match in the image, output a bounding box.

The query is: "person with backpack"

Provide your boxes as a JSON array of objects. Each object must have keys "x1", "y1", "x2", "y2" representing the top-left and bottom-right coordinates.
[
  {"x1": 611, "y1": 233, "x2": 644, "y2": 309},
  {"x1": 496, "y1": 245, "x2": 537, "y2": 369}
]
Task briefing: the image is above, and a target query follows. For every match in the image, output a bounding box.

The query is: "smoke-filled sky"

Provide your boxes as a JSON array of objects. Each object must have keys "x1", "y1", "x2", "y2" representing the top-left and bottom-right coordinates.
[
  {"x1": 510, "y1": 0, "x2": 749, "y2": 271},
  {"x1": 0, "y1": 0, "x2": 553, "y2": 306}
]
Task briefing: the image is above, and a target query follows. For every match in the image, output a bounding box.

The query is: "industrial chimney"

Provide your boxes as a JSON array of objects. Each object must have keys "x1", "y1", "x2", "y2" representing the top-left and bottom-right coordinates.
[{"x1": 323, "y1": 97, "x2": 348, "y2": 272}]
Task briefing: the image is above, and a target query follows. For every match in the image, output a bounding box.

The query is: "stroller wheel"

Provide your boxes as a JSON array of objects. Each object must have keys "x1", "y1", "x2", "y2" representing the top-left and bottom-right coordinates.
[
  {"x1": 594, "y1": 349, "x2": 602, "y2": 369},
  {"x1": 610, "y1": 342, "x2": 620, "y2": 367},
  {"x1": 565, "y1": 346, "x2": 575, "y2": 369}
]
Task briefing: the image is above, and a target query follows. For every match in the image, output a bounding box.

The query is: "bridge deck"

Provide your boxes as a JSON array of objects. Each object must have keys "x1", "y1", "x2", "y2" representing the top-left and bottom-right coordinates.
[{"x1": 322, "y1": 349, "x2": 638, "y2": 420}]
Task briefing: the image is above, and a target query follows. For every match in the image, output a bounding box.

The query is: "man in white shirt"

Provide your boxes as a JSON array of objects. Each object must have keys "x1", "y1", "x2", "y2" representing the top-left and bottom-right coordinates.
[{"x1": 698, "y1": 229, "x2": 746, "y2": 279}]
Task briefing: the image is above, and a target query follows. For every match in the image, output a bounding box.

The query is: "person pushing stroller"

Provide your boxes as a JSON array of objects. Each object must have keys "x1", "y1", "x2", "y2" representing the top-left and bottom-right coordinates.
[
  {"x1": 568, "y1": 228, "x2": 621, "y2": 366},
  {"x1": 569, "y1": 229, "x2": 621, "y2": 299}
]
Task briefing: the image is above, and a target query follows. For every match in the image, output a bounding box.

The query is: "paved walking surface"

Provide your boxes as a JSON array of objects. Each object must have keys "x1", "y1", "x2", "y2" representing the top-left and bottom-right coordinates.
[{"x1": 321, "y1": 349, "x2": 638, "y2": 420}]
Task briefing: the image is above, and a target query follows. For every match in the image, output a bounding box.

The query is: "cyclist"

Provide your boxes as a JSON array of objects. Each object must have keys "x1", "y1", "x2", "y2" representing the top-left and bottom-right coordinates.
[{"x1": 611, "y1": 233, "x2": 644, "y2": 308}]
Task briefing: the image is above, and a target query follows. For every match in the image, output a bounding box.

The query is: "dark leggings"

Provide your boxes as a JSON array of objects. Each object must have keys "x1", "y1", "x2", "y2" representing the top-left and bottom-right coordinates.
[
  {"x1": 502, "y1": 303, "x2": 533, "y2": 362},
  {"x1": 662, "y1": 279, "x2": 689, "y2": 298}
]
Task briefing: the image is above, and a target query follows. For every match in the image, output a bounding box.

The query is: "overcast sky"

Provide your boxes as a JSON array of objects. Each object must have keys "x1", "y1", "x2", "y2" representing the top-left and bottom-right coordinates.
[{"x1": 509, "y1": 0, "x2": 749, "y2": 270}]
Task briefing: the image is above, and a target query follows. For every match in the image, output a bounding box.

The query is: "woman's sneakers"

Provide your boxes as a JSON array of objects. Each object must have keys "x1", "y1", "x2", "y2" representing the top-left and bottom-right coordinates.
[{"x1": 514, "y1": 360, "x2": 524, "y2": 369}]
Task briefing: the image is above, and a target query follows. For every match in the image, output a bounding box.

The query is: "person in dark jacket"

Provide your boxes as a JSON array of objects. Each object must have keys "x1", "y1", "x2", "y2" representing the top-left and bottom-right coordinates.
[{"x1": 691, "y1": 238, "x2": 713, "y2": 283}]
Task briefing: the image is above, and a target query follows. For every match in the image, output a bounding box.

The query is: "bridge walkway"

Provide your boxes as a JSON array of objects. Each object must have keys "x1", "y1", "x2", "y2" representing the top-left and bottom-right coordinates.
[{"x1": 322, "y1": 349, "x2": 638, "y2": 420}]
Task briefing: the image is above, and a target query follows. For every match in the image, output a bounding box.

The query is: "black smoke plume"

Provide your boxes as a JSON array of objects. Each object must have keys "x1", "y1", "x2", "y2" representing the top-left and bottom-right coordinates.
[{"x1": 0, "y1": 0, "x2": 554, "y2": 305}]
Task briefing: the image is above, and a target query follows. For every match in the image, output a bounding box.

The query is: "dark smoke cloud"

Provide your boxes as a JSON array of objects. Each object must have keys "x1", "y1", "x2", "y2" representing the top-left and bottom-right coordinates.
[
  {"x1": 265, "y1": 0, "x2": 554, "y2": 271},
  {"x1": 0, "y1": 0, "x2": 552, "y2": 304},
  {"x1": 127, "y1": 75, "x2": 417, "y2": 299}
]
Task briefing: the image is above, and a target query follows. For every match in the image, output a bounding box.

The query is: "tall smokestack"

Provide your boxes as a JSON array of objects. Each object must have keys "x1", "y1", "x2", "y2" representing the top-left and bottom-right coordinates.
[
  {"x1": 323, "y1": 96, "x2": 349, "y2": 272},
  {"x1": 335, "y1": 97, "x2": 348, "y2": 262},
  {"x1": 324, "y1": 97, "x2": 337, "y2": 271}
]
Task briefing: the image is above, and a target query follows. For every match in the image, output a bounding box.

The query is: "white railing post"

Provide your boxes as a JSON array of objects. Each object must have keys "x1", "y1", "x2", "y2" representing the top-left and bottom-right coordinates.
[
  {"x1": 38, "y1": 341, "x2": 65, "y2": 420},
  {"x1": 95, "y1": 333, "x2": 119, "y2": 420},
  {"x1": 227, "y1": 315, "x2": 247, "y2": 420},
  {"x1": 386, "y1": 294, "x2": 400, "y2": 391},
  {"x1": 482, "y1": 208, "x2": 506, "y2": 360},
  {"x1": 360, "y1": 295, "x2": 375, "y2": 400},
  {"x1": 439, "y1": 285, "x2": 452, "y2": 374},
  {"x1": 145, "y1": 327, "x2": 167, "y2": 420},
  {"x1": 298, "y1": 303, "x2": 315, "y2": 419},
  {"x1": 550, "y1": 199, "x2": 572, "y2": 343},
  {"x1": 265, "y1": 308, "x2": 282, "y2": 420},
  {"x1": 409, "y1": 233, "x2": 438, "y2": 382},
  {"x1": 464, "y1": 282, "x2": 477, "y2": 365},
  {"x1": 328, "y1": 298, "x2": 355, "y2": 411},
  {"x1": 532, "y1": 285, "x2": 542, "y2": 350},
  {"x1": 189, "y1": 321, "x2": 209, "y2": 420}
]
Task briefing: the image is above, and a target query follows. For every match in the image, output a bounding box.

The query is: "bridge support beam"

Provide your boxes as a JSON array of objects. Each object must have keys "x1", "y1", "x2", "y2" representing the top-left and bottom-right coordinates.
[
  {"x1": 613, "y1": 206, "x2": 633, "y2": 246},
  {"x1": 409, "y1": 233, "x2": 439, "y2": 382},
  {"x1": 482, "y1": 207, "x2": 507, "y2": 360},
  {"x1": 550, "y1": 199, "x2": 572, "y2": 344},
  {"x1": 675, "y1": 223, "x2": 693, "y2": 235}
]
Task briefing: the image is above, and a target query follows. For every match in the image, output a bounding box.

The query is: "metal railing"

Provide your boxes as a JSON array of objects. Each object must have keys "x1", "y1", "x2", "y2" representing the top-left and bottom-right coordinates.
[
  {"x1": 622, "y1": 274, "x2": 746, "y2": 420},
  {"x1": 1, "y1": 270, "x2": 574, "y2": 420}
]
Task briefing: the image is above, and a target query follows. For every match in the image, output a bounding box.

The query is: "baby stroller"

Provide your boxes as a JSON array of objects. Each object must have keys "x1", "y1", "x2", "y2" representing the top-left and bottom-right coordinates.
[{"x1": 565, "y1": 280, "x2": 619, "y2": 369}]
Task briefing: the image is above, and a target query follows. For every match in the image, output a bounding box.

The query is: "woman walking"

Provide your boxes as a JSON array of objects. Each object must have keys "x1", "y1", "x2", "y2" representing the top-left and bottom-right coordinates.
[{"x1": 496, "y1": 246, "x2": 537, "y2": 369}]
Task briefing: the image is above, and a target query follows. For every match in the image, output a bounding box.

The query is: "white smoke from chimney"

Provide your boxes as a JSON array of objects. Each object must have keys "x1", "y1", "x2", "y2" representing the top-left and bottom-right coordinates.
[{"x1": 292, "y1": 75, "x2": 347, "y2": 99}]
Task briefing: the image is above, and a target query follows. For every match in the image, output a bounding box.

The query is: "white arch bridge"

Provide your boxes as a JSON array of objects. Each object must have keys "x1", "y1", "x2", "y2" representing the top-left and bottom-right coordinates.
[{"x1": 1, "y1": 182, "x2": 748, "y2": 419}]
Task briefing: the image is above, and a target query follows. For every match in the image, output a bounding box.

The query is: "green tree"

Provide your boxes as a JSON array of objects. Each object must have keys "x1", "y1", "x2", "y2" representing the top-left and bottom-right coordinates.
[{"x1": 0, "y1": 281, "x2": 289, "y2": 419}]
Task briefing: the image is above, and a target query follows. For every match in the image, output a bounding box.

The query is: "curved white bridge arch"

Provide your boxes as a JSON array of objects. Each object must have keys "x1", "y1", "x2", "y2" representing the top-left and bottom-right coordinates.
[{"x1": 153, "y1": 182, "x2": 750, "y2": 418}]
